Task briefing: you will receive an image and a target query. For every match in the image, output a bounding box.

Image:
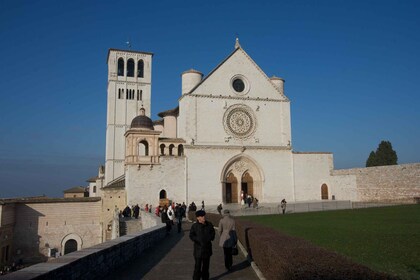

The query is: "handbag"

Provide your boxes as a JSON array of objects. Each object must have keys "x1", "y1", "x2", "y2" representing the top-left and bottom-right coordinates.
[{"x1": 231, "y1": 246, "x2": 238, "y2": 256}]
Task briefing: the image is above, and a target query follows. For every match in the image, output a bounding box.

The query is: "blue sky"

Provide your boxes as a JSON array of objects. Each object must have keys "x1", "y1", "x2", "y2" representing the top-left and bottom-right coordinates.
[{"x1": 0, "y1": 0, "x2": 419, "y2": 198}]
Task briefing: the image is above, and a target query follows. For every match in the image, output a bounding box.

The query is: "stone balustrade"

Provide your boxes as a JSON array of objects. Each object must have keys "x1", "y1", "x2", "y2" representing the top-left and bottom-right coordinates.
[{"x1": 2, "y1": 212, "x2": 164, "y2": 280}]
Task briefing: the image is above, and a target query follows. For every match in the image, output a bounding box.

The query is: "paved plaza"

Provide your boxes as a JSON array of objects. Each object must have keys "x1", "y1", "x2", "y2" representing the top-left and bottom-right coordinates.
[{"x1": 105, "y1": 221, "x2": 259, "y2": 280}]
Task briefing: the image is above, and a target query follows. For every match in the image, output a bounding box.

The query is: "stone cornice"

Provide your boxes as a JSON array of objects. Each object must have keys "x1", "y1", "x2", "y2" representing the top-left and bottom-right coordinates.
[
  {"x1": 185, "y1": 144, "x2": 292, "y2": 151},
  {"x1": 179, "y1": 93, "x2": 289, "y2": 103}
]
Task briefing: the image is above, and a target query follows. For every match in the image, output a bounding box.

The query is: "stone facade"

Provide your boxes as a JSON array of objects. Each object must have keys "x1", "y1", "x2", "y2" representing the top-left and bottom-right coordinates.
[
  {"x1": 0, "y1": 198, "x2": 102, "y2": 265},
  {"x1": 333, "y1": 163, "x2": 420, "y2": 202},
  {"x1": 118, "y1": 42, "x2": 356, "y2": 207}
]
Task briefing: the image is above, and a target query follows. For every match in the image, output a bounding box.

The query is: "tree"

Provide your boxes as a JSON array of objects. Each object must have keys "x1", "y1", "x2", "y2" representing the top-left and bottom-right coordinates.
[
  {"x1": 366, "y1": 151, "x2": 377, "y2": 167},
  {"x1": 366, "y1": 140, "x2": 398, "y2": 167}
]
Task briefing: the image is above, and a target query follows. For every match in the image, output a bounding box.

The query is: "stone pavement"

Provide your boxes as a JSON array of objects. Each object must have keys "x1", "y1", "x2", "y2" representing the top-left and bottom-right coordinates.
[{"x1": 105, "y1": 221, "x2": 260, "y2": 280}]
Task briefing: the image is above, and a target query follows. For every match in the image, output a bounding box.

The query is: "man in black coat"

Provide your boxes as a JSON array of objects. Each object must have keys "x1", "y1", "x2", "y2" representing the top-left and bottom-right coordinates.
[{"x1": 189, "y1": 210, "x2": 215, "y2": 280}]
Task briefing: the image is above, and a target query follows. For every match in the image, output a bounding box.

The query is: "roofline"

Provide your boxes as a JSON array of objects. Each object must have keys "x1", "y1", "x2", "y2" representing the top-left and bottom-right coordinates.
[
  {"x1": 157, "y1": 106, "x2": 179, "y2": 118},
  {"x1": 107, "y1": 48, "x2": 154, "y2": 64},
  {"x1": 0, "y1": 197, "x2": 101, "y2": 205},
  {"x1": 184, "y1": 47, "x2": 241, "y2": 94}
]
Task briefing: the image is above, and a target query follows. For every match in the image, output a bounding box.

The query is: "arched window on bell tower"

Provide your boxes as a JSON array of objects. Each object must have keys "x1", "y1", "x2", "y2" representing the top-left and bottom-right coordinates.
[
  {"x1": 138, "y1": 140, "x2": 149, "y2": 156},
  {"x1": 117, "y1": 58, "x2": 124, "y2": 76},
  {"x1": 127, "y1": 59, "x2": 135, "y2": 77},
  {"x1": 137, "y1": 60, "x2": 144, "y2": 78}
]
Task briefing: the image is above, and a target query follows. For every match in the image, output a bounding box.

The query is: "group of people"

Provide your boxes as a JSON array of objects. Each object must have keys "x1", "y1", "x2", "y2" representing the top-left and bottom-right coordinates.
[
  {"x1": 158, "y1": 202, "x2": 188, "y2": 233},
  {"x1": 240, "y1": 191, "x2": 259, "y2": 208},
  {"x1": 121, "y1": 204, "x2": 140, "y2": 219},
  {"x1": 189, "y1": 208, "x2": 237, "y2": 280}
]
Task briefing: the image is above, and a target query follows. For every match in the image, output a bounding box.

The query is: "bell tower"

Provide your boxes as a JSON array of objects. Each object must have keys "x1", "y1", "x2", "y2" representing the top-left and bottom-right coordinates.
[{"x1": 105, "y1": 49, "x2": 153, "y2": 184}]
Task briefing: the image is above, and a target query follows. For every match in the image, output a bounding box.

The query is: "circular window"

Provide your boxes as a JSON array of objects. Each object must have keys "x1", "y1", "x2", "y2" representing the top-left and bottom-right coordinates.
[
  {"x1": 223, "y1": 104, "x2": 257, "y2": 139},
  {"x1": 232, "y1": 79, "x2": 245, "y2": 93},
  {"x1": 230, "y1": 75, "x2": 250, "y2": 95}
]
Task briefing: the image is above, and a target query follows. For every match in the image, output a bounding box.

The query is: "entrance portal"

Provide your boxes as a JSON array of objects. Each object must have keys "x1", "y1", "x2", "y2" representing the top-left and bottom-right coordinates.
[
  {"x1": 64, "y1": 239, "x2": 77, "y2": 255},
  {"x1": 221, "y1": 155, "x2": 264, "y2": 204}
]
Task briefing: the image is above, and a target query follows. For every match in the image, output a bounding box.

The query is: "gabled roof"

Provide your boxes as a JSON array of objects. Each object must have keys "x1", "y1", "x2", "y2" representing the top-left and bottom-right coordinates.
[
  {"x1": 104, "y1": 175, "x2": 125, "y2": 189},
  {"x1": 63, "y1": 186, "x2": 86, "y2": 193},
  {"x1": 86, "y1": 176, "x2": 98, "y2": 183},
  {"x1": 186, "y1": 47, "x2": 241, "y2": 94},
  {"x1": 157, "y1": 106, "x2": 179, "y2": 118},
  {"x1": 184, "y1": 44, "x2": 287, "y2": 100}
]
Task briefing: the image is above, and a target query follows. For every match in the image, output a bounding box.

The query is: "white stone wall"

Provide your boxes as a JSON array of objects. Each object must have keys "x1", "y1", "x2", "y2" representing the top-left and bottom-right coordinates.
[
  {"x1": 13, "y1": 200, "x2": 102, "y2": 261},
  {"x1": 162, "y1": 115, "x2": 177, "y2": 138},
  {"x1": 185, "y1": 147, "x2": 296, "y2": 205},
  {"x1": 126, "y1": 157, "x2": 186, "y2": 206},
  {"x1": 178, "y1": 49, "x2": 291, "y2": 147},
  {"x1": 293, "y1": 152, "x2": 333, "y2": 201}
]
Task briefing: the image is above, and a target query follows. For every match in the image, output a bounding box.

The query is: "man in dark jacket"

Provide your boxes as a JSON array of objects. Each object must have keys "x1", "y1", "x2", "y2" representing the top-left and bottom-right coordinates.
[{"x1": 189, "y1": 210, "x2": 215, "y2": 280}]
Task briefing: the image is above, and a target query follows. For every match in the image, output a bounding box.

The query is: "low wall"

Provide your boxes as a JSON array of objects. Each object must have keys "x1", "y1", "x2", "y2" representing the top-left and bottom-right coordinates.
[
  {"x1": 3, "y1": 212, "x2": 165, "y2": 280},
  {"x1": 333, "y1": 163, "x2": 420, "y2": 202}
]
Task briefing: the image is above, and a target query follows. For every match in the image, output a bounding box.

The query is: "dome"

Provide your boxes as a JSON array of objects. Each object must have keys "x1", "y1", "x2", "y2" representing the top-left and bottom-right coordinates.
[{"x1": 130, "y1": 108, "x2": 154, "y2": 130}]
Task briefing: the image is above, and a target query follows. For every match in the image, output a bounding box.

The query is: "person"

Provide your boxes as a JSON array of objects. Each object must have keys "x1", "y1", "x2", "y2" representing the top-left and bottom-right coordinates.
[
  {"x1": 240, "y1": 191, "x2": 245, "y2": 205},
  {"x1": 201, "y1": 200, "x2": 205, "y2": 210},
  {"x1": 246, "y1": 195, "x2": 252, "y2": 208},
  {"x1": 189, "y1": 210, "x2": 215, "y2": 280},
  {"x1": 161, "y1": 205, "x2": 172, "y2": 234},
  {"x1": 218, "y1": 209, "x2": 237, "y2": 271},
  {"x1": 217, "y1": 203, "x2": 223, "y2": 215},
  {"x1": 175, "y1": 203, "x2": 186, "y2": 233},
  {"x1": 145, "y1": 203, "x2": 149, "y2": 212},
  {"x1": 133, "y1": 204, "x2": 140, "y2": 219},
  {"x1": 123, "y1": 205, "x2": 131, "y2": 217},
  {"x1": 168, "y1": 204, "x2": 174, "y2": 225},
  {"x1": 281, "y1": 198, "x2": 287, "y2": 214}
]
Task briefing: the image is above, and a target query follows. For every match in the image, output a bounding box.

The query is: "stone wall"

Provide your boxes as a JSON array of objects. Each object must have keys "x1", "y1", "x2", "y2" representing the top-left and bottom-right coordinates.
[
  {"x1": 12, "y1": 198, "x2": 102, "y2": 263},
  {"x1": 2, "y1": 222, "x2": 166, "y2": 280},
  {"x1": 332, "y1": 163, "x2": 420, "y2": 202}
]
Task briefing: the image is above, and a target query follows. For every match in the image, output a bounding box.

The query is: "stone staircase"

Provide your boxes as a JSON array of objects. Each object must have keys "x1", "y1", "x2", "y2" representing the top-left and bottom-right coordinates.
[{"x1": 119, "y1": 217, "x2": 143, "y2": 236}]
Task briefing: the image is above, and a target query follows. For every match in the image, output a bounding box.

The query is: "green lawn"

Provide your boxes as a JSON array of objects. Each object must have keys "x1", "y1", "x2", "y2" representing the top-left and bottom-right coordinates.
[{"x1": 240, "y1": 204, "x2": 420, "y2": 279}]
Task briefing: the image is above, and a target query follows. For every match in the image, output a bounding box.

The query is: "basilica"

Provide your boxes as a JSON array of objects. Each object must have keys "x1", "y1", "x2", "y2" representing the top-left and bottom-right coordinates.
[
  {"x1": 1, "y1": 41, "x2": 417, "y2": 266},
  {"x1": 98, "y1": 39, "x2": 358, "y2": 213}
]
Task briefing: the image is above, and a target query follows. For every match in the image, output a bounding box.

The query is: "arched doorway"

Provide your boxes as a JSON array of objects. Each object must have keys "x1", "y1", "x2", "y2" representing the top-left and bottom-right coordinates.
[
  {"x1": 159, "y1": 189, "x2": 169, "y2": 206},
  {"x1": 321, "y1": 184, "x2": 328, "y2": 200},
  {"x1": 220, "y1": 155, "x2": 264, "y2": 204},
  {"x1": 225, "y1": 173, "x2": 238, "y2": 203},
  {"x1": 242, "y1": 172, "x2": 254, "y2": 198},
  {"x1": 64, "y1": 239, "x2": 77, "y2": 255}
]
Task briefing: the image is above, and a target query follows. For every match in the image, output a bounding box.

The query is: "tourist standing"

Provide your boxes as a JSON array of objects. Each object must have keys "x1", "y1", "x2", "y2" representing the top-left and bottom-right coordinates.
[
  {"x1": 189, "y1": 210, "x2": 215, "y2": 280},
  {"x1": 217, "y1": 203, "x2": 223, "y2": 215},
  {"x1": 281, "y1": 198, "x2": 287, "y2": 214},
  {"x1": 133, "y1": 204, "x2": 140, "y2": 219},
  {"x1": 175, "y1": 203, "x2": 185, "y2": 233},
  {"x1": 218, "y1": 209, "x2": 237, "y2": 271}
]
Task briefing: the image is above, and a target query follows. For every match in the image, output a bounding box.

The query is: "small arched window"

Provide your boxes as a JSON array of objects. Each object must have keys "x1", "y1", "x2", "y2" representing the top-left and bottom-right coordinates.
[
  {"x1": 169, "y1": 144, "x2": 175, "y2": 156},
  {"x1": 139, "y1": 140, "x2": 149, "y2": 156},
  {"x1": 137, "y1": 60, "x2": 144, "y2": 78},
  {"x1": 127, "y1": 59, "x2": 135, "y2": 77},
  {"x1": 178, "y1": 144, "x2": 184, "y2": 156},
  {"x1": 117, "y1": 58, "x2": 124, "y2": 76},
  {"x1": 160, "y1": 144, "x2": 166, "y2": 155}
]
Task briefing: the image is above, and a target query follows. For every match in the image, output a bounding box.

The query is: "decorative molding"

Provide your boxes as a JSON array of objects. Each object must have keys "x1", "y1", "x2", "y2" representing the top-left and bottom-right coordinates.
[
  {"x1": 179, "y1": 93, "x2": 288, "y2": 103},
  {"x1": 185, "y1": 145, "x2": 291, "y2": 151}
]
